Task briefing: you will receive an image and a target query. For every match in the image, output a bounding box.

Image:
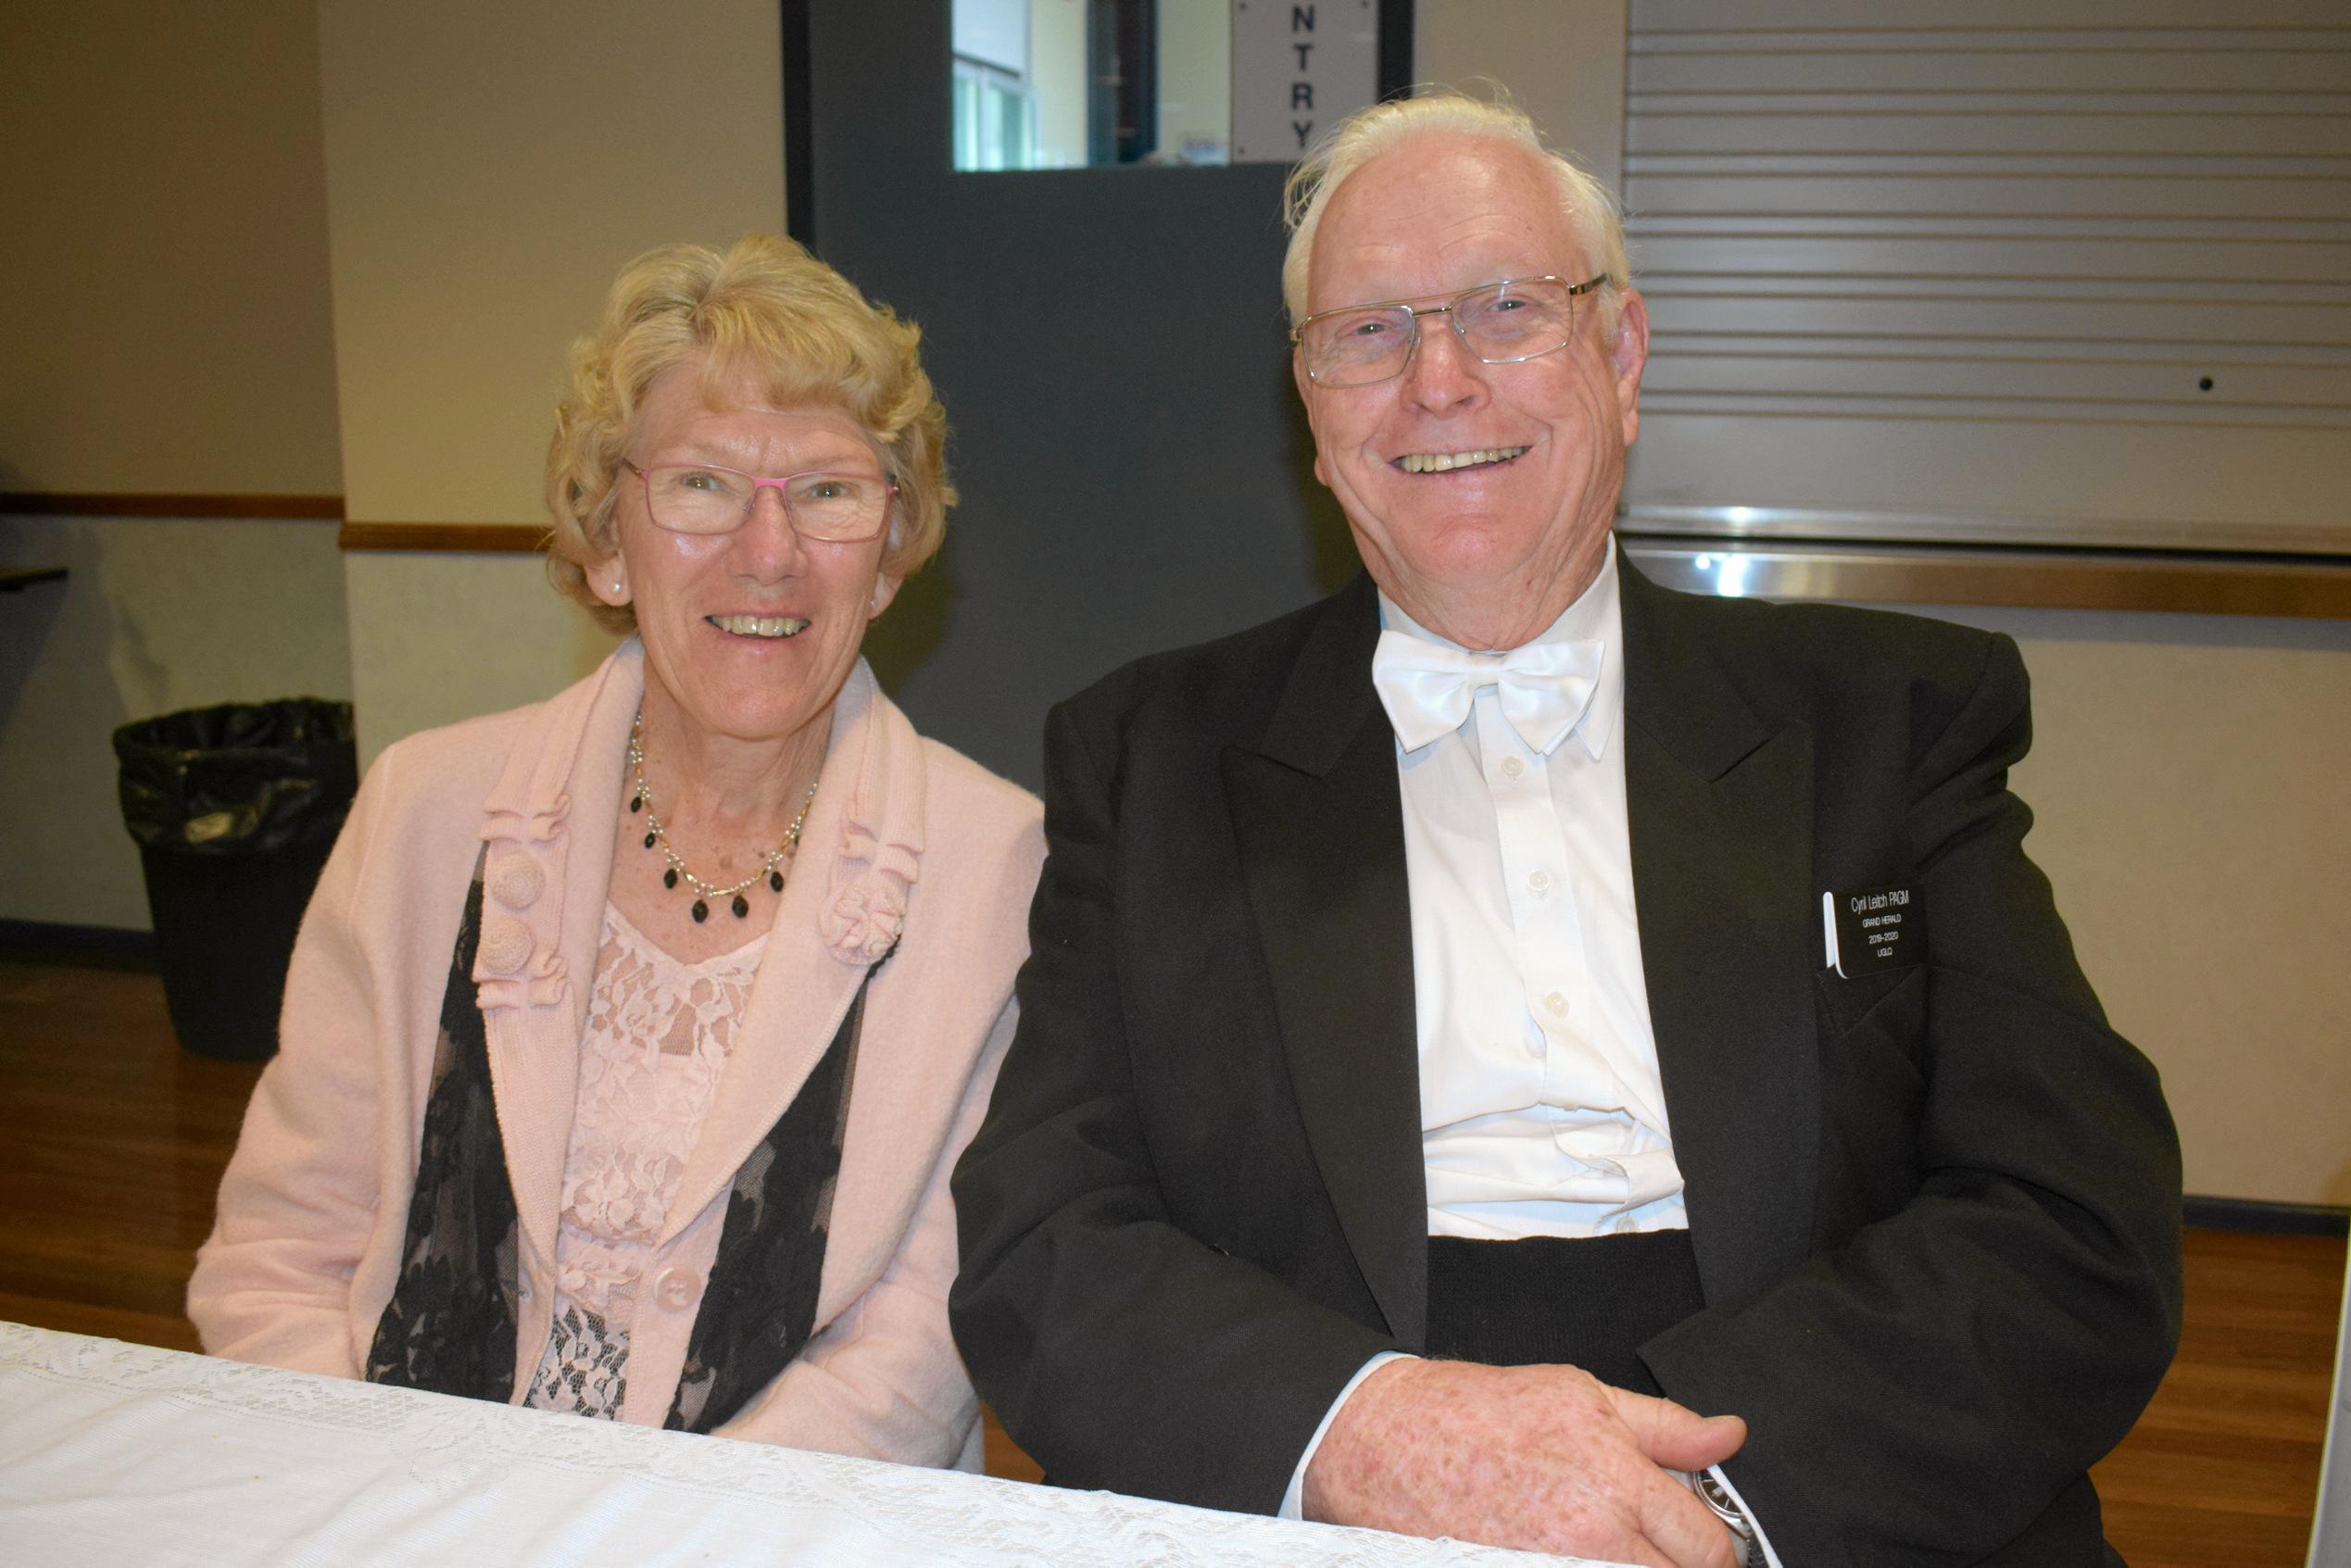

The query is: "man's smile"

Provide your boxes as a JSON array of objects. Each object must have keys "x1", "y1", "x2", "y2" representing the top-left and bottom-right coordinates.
[{"x1": 1394, "y1": 445, "x2": 1528, "y2": 474}]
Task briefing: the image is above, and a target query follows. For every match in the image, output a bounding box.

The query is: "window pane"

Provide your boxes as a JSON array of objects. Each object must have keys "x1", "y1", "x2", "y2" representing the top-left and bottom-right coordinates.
[{"x1": 951, "y1": 0, "x2": 1230, "y2": 170}]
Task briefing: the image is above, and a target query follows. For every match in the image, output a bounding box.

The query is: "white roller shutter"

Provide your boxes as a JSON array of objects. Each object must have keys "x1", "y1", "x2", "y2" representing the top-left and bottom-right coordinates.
[{"x1": 1619, "y1": 0, "x2": 2351, "y2": 555}]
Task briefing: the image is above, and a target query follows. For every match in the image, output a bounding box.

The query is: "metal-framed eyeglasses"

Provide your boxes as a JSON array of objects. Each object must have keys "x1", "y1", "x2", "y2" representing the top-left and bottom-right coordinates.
[
  {"x1": 622, "y1": 458, "x2": 897, "y2": 542},
  {"x1": 1290, "y1": 274, "x2": 1613, "y2": 389}
]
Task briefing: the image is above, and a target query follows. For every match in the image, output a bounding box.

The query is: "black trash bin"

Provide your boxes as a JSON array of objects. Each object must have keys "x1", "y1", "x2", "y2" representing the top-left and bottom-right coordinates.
[{"x1": 114, "y1": 699, "x2": 358, "y2": 1060}]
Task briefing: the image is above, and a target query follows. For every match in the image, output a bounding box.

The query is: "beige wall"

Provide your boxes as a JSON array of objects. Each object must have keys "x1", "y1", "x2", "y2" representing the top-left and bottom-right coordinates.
[
  {"x1": 316, "y1": 0, "x2": 786, "y2": 759},
  {"x1": 344, "y1": 553, "x2": 618, "y2": 766},
  {"x1": 1947, "y1": 611, "x2": 2351, "y2": 1207},
  {"x1": 318, "y1": 0, "x2": 786, "y2": 528},
  {"x1": 1416, "y1": 0, "x2": 1627, "y2": 188},
  {"x1": 0, "y1": 2, "x2": 341, "y2": 495}
]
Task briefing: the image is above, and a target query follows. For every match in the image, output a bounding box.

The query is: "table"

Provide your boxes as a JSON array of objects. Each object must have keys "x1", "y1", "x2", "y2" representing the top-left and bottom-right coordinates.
[{"x1": 0, "y1": 1323, "x2": 1608, "y2": 1567}]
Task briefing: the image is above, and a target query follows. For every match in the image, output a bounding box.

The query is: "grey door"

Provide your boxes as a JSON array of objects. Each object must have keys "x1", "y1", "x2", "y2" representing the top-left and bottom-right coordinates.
[{"x1": 792, "y1": 0, "x2": 1402, "y2": 786}]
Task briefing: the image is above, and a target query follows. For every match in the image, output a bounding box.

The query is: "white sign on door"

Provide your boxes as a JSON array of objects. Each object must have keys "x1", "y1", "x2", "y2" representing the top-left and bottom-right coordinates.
[{"x1": 1229, "y1": 0, "x2": 1379, "y2": 164}]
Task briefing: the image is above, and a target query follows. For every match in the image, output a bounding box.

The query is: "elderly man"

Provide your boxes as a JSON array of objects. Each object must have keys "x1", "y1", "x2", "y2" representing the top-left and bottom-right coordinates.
[{"x1": 950, "y1": 94, "x2": 2181, "y2": 1568}]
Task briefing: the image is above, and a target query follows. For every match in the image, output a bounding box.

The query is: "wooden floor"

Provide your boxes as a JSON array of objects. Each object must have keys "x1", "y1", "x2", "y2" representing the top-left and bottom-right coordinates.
[{"x1": 1, "y1": 952, "x2": 2339, "y2": 1565}]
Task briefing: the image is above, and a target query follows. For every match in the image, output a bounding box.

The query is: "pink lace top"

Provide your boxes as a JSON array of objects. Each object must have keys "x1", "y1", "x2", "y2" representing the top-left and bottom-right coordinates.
[{"x1": 522, "y1": 902, "x2": 765, "y2": 1420}]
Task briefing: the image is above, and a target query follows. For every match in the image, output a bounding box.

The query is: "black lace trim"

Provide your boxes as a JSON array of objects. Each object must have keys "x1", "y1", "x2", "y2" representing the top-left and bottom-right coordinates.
[
  {"x1": 365, "y1": 862, "x2": 874, "y2": 1430},
  {"x1": 363, "y1": 859, "x2": 521, "y2": 1399},
  {"x1": 666, "y1": 955, "x2": 874, "y2": 1433}
]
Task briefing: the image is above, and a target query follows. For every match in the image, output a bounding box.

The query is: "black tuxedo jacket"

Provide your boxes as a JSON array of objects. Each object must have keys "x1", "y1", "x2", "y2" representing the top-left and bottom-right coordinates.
[{"x1": 951, "y1": 559, "x2": 2182, "y2": 1567}]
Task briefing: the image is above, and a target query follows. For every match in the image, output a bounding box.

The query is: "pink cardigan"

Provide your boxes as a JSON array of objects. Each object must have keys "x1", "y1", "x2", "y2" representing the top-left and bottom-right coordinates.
[{"x1": 188, "y1": 643, "x2": 1042, "y2": 1468}]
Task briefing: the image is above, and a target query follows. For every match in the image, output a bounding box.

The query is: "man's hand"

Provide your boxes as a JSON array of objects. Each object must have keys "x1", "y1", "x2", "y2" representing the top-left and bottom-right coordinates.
[{"x1": 1301, "y1": 1358, "x2": 1748, "y2": 1568}]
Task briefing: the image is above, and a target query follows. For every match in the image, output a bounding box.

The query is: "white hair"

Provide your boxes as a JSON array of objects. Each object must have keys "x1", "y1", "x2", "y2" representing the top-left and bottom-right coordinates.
[{"x1": 1280, "y1": 90, "x2": 1629, "y2": 329}]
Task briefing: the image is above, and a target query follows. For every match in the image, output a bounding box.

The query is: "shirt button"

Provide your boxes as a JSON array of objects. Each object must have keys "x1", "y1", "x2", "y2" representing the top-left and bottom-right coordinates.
[
  {"x1": 1528, "y1": 870, "x2": 1551, "y2": 894},
  {"x1": 1545, "y1": 992, "x2": 1567, "y2": 1015},
  {"x1": 652, "y1": 1266, "x2": 702, "y2": 1312},
  {"x1": 1501, "y1": 756, "x2": 1524, "y2": 779}
]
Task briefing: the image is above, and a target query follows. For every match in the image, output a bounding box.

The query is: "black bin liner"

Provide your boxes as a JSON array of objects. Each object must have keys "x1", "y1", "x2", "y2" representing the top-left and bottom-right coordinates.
[{"x1": 114, "y1": 699, "x2": 358, "y2": 1060}]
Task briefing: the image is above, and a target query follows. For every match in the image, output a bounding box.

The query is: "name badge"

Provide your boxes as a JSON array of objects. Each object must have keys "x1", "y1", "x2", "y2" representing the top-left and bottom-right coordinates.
[{"x1": 1821, "y1": 884, "x2": 1924, "y2": 978}]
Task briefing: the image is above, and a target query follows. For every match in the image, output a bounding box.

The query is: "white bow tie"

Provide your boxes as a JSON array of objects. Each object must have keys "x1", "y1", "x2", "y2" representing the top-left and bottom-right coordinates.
[{"x1": 1371, "y1": 629, "x2": 1605, "y2": 756}]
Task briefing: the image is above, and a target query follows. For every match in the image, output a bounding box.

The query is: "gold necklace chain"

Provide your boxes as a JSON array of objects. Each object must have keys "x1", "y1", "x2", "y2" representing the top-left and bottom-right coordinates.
[{"x1": 627, "y1": 710, "x2": 817, "y2": 923}]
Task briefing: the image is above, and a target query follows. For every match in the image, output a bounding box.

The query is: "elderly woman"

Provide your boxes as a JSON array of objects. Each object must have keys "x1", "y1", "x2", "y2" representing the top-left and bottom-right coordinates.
[{"x1": 188, "y1": 234, "x2": 1041, "y2": 1468}]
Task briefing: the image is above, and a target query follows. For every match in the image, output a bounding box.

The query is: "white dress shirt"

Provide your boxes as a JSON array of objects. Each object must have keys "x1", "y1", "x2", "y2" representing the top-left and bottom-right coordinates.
[
  {"x1": 1279, "y1": 542, "x2": 1782, "y2": 1565},
  {"x1": 1386, "y1": 542, "x2": 1687, "y2": 1240}
]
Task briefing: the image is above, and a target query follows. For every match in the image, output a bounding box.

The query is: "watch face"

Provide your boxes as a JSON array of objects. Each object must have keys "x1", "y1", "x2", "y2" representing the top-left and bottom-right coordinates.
[{"x1": 1688, "y1": 1472, "x2": 1761, "y2": 1562}]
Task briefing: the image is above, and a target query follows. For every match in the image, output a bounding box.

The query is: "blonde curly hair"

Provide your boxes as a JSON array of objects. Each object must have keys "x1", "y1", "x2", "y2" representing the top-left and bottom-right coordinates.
[{"x1": 545, "y1": 234, "x2": 953, "y2": 633}]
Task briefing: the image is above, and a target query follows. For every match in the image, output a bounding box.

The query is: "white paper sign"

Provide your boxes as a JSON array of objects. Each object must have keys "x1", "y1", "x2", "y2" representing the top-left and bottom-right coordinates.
[{"x1": 1229, "y1": 0, "x2": 1379, "y2": 164}]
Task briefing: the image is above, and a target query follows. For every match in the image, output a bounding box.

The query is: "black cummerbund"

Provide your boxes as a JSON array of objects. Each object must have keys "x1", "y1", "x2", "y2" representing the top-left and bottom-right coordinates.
[{"x1": 1425, "y1": 1230, "x2": 1706, "y2": 1393}]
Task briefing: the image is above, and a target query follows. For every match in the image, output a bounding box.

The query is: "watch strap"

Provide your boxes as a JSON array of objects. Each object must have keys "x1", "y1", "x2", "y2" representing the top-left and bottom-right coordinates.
[{"x1": 1693, "y1": 1472, "x2": 1766, "y2": 1568}]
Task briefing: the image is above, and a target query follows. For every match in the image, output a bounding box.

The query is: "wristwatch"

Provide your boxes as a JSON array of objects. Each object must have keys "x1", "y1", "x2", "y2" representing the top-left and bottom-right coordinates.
[{"x1": 1693, "y1": 1472, "x2": 1766, "y2": 1568}]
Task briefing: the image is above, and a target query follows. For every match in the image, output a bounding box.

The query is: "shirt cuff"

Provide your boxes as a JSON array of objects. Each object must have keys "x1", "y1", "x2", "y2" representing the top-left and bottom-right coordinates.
[
  {"x1": 1277, "y1": 1351, "x2": 1414, "y2": 1521},
  {"x1": 1706, "y1": 1463, "x2": 1785, "y2": 1568}
]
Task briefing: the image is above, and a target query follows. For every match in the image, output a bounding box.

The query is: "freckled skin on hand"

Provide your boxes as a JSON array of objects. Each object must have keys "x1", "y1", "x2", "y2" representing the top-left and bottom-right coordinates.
[{"x1": 1303, "y1": 1358, "x2": 1745, "y2": 1568}]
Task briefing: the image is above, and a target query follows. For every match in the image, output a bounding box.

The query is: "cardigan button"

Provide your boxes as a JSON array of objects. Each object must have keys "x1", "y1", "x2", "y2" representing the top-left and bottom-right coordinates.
[
  {"x1": 488, "y1": 851, "x2": 546, "y2": 909},
  {"x1": 652, "y1": 1266, "x2": 702, "y2": 1312},
  {"x1": 478, "y1": 914, "x2": 533, "y2": 975}
]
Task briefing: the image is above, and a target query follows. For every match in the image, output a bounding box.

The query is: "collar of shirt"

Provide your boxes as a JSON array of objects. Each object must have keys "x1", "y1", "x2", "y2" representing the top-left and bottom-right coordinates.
[{"x1": 1374, "y1": 535, "x2": 1625, "y2": 763}]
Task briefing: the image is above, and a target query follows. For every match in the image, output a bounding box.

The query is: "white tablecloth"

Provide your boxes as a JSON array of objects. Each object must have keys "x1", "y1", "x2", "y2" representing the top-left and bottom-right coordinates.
[{"x1": 0, "y1": 1323, "x2": 1612, "y2": 1567}]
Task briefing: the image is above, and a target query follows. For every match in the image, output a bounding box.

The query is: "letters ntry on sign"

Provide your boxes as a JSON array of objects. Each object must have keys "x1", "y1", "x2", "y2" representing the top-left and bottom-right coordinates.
[{"x1": 1230, "y1": 1, "x2": 1379, "y2": 164}]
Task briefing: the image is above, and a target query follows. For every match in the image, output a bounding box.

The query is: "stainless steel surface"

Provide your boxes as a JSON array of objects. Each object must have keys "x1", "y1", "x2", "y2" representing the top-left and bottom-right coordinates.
[
  {"x1": 1620, "y1": 504, "x2": 2351, "y2": 560},
  {"x1": 1620, "y1": 535, "x2": 2351, "y2": 620}
]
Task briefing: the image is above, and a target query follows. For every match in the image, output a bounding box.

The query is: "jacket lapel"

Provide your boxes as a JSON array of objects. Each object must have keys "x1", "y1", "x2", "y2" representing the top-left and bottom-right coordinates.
[
  {"x1": 476, "y1": 643, "x2": 640, "y2": 1276},
  {"x1": 660, "y1": 660, "x2": 918, "y2": 1247},
  {"x1": 1619, "y1": 559, "x2": 1820, "y2": 1308},
  {"x1": 1224, "y1": 578, "x2": 1427, "y2": 1346}
]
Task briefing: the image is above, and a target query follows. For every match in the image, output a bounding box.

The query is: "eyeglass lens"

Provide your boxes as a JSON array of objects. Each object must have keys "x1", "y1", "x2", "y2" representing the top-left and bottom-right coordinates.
[
  {"x1": 644, "y1": 466, "x2": 890, "y2": 540},
  {"x1": 1302, "y1": 278, "x2": 1580, "y2": 388}
]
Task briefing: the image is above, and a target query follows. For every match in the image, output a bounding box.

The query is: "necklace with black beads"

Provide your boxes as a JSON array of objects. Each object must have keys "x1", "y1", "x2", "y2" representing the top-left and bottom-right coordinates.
[{"x1": 626, "y1": 709, "x2": 817, "y2": 922}]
